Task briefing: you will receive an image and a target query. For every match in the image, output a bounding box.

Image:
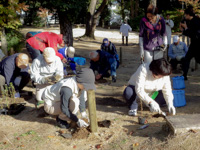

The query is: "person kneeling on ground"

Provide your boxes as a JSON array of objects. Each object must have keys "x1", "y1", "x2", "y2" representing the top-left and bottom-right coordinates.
[
  {"x1": 30, "y1": 47, "x2": 64, "y2": 103},
  {"x1": 168, "y1": 35, "x2": 188, "y2": 73},
  {"x1": 0, "y1": 53, "x2": 30, "y2": 98},
  {"x1": 123, "y1": 58, "x2": 176, "y2": 116},
  {"x1": 42, "y1": 68, "x2": 96, "y2": 128},
  {"x1": 89, "y1": 50, "x2": 118, "y2": 82},
  {"x1": 58, "y1": 46, "x2": 76, "y2": 75}
]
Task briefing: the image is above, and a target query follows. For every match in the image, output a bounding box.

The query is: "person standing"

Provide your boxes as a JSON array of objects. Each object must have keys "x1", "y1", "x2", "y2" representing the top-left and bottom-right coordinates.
[
  {"x1": 168, "y1": 35, "x2": 188, "y2": 72},
  {"x1": 180, "y1": 6, "x2": 200, "y2": 80},
  {"x1": 139, "y1": 4, "x2": 167, "y2": 63},
  {"x1": 120, "y1": 20, "x2": 132, "y2": 46},
  {"x1": 165, "y1": 14, "x2": 174, "y2": 46}
]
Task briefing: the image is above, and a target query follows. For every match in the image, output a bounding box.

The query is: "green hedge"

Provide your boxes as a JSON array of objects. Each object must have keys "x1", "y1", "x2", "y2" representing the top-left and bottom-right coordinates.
[{"x1": 6, "y1": 29, "x2": 25, "y2": 54}]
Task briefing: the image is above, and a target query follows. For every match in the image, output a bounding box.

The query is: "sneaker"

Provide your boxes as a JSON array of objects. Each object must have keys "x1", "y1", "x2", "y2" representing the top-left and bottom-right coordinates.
[
  {"x1": 112, "y1": 76, "x2": 116, "y2": 82},
  {"x1": 56, "y1": 117, "x2": 70, "y2": 129},
  {"x1": 128, "y1": 110, "x2": 137, "y2": 116}
]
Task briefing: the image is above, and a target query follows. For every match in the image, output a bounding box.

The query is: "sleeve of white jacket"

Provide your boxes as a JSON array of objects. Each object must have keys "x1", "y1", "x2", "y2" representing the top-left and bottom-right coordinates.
[
  {"x1": 129, "y1": 25, "x2": 132, "y2": 31},
  {"x1": 30, "y1": 59, "x2": 45, "y2": 84},
  {"x1": 162, "y1": 76, "x2": 174, "y2": 107},
  {"x1": 54, "y1": 58, "x2": 64, "y2": 80},
  {"x1": 134, "y1": 65, "x2": 154, "y2": 105},
  {"x1": 139, "y1": 37, "x2": 144, "y2": 57}
]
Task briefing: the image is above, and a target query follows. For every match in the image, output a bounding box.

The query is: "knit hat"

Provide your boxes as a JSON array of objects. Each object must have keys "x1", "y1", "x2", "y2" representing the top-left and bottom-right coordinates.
[
  {"x1": 173, "y1": 35, "x2": 179, "y2": 43},
  {"x1": 67, "y1": 47, "x2": 75, "y2": 58},
  {"x1": 43, "y1": 47, "x2": 56, "y2": 63},
  {"x1": 103, "y1": 38, "x2": 109, "y2": 46},
  {"x1": 76, "y1": 68, "x2": 96, "y2": 90}
]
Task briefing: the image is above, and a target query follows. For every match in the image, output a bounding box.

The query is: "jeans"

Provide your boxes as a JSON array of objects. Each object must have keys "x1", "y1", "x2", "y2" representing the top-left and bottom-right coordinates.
[
  {"x1": 108, "y1": 57, "x2": 117, "y2": 76},
  {"x1": 123, "y1": 85, "x2": 166, "y2": 109}
]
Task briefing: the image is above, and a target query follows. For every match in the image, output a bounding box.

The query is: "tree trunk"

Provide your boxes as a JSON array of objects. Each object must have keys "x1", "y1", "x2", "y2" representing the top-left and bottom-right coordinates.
[
  {"x1": 58, "y1": 11, "x2": 73, "y2": 46},
  {"x1": 121, "y1": 0, "x2": 125, "y2": 20},
  {"x1": 85, "y1": 0, "x2": 108, "y2": 39},
  {"x1": 1, "y1": 28, "x2": 8, "y2": 56},
  {"x1": 134, "y1": 0, "x2": 139, "y2": 17},
  {"x1": 130, "y1": 0, "x2": 134, "y2": 19},
  {"x1": 150, "y1": 0, "x2": 157, "y2": 6}
]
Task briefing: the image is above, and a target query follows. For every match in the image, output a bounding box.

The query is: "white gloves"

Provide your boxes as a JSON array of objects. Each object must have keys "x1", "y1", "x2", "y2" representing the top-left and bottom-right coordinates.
[
  {"x1": 14, "y1": 92, "x2": 20, "y2": 98},
  {"x1": 149, "y1": 100, "x2": 161, "y2": 113},
  {"x1": 168, "y1": 103, "x2": 176, "y2": 115},
  {"x1": 81, "y1": 111, "x2": 88, "y2": 119},
  {"x1": 176, "y1": 56, "x2": 183, "y2": 61},
  {"x1": 77, "y1": 119, "x2": 89, "y2": 128}
]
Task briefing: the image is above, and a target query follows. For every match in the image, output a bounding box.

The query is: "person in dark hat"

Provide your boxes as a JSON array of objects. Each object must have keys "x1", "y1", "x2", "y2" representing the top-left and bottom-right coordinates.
[
  {"x1": 41, "y1": 68, "x2": 96, "y2": 129},
  {"x1": 101, "y1": 38, "x2": 119, "y2": 63}
]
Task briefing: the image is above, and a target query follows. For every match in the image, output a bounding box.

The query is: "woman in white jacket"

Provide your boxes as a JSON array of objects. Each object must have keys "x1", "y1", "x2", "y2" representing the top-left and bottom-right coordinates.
[{"x1": 123, "y1": 58, "x2": 176, "y2": 116}]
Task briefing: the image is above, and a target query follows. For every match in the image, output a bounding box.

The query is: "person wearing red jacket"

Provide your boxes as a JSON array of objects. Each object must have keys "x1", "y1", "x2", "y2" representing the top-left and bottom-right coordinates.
[{"x1": 26, "y1": 32, "x2": 66, "y2": 63}]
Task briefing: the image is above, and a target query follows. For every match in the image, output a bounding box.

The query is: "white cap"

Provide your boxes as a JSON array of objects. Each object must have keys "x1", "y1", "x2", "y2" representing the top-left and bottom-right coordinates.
[
  {"x1": 43, "y1": 47, "x2": 56, "y2": 63},
  {"x1": 67, "y1": 46, "x2": 75, "y2": 58},
  {"x1": 173, "y1": 35, "x2": 179, "y2": 43}
]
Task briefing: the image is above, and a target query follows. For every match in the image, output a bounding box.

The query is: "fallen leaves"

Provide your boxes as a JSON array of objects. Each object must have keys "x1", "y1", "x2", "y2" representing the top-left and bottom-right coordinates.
[{"x1": 95, "y1": 144, "x2": 102, "y2": 149}]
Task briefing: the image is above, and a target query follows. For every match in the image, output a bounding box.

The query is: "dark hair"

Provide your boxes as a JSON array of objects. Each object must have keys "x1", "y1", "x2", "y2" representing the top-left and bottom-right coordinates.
[
  {"x1": 146, "y1": 4, "x2": 158, "y2": 15},
  {"x1": 149, "y1": 58, "x2": 172, "y2": 76},
  {"x1": 185, "y1": 6, "x2": 195, "y2": 17}
]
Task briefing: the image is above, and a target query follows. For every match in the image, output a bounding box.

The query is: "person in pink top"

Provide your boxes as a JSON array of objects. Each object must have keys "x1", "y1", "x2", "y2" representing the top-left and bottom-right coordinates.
[{"x1": 26, "y1": 32, "x2": 66, "y2": 62}]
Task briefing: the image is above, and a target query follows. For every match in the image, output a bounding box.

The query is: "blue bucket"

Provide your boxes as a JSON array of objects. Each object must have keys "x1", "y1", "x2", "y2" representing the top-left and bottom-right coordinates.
[
  {"x1": 74, "y1": 57, "x2": 86, "y2": 66},
  {"x1": 173, "y1": 90, "x2": 186, "y2": 107},
  {"x1": 172, "y1": 76, "x2": 185, "y2": 89},
  {"x1": 28, "y1": 31, "x2": 41, "y2": 36}
]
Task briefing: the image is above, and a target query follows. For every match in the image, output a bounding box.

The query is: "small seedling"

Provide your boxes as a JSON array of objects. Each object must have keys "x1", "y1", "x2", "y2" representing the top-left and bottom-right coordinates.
[
  {"x1": 9, "y1": 83, "x2": 16, "y2": 104},
  {"x1": 3, "y1": 84, "x2": 9, "y2": 109}
]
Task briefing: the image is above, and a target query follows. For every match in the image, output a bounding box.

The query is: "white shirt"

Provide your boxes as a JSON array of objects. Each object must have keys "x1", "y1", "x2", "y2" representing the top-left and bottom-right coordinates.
[
  {"x1": 30, "y1": 55, "x2": 64, "y2": 84},
  {"x1": 120, "y1": 23, "x2": 132, "y2": 36},
  {"x1": 128, "y1": 63, "x2": 174, "y2": 105},
  {"x1": 42, "y1": 76, "x2": 87, "y2": 105},
  {"x1": 165, "y1": 19, "x2": 174, "y2": 35}
]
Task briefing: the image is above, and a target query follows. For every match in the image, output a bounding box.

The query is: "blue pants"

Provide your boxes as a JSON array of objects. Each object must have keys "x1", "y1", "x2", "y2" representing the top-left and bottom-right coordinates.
[
  {"x1": 108, "y1": 57, "x2": 117, "y2": 76},
  {"x1": 123, "y1": 85, "x2": 166, "y2": 109},
  {"x1": 26, "y1": 43, "x2": 42, "y2": 60}
]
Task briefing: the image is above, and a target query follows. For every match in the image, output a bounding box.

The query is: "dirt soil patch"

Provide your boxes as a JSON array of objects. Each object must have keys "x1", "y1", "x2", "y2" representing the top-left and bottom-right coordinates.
[{"x1": 0, "y1": 27, "x2": 200, "y2": 150}]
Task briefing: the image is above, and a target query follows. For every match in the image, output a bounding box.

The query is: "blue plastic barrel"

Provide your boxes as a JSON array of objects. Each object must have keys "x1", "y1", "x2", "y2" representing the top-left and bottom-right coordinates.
[
  {"x1": 172, "y1": 76, "x2": 185, "y2": 89},
  {"x1": 74, "y1": 57, "x2": 86, "y2": 66},
  {"x1": 173, "y1": 90, "x2": 186, "y2": 107}
]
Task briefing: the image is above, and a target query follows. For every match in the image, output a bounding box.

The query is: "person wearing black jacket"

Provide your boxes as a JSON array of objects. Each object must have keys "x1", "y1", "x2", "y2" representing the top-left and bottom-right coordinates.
[
  {"x1": 180, "y1": 7, "x2": 200, "y2": 80},
  {"x1": 89, "y1": 50, "x2": 118, "y2": 82}
]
